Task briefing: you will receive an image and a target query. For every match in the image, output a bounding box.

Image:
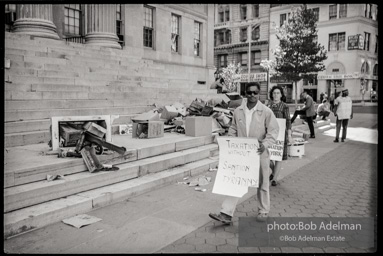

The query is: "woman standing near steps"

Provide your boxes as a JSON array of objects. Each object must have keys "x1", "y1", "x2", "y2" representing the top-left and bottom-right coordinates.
[{"x1": 267, "y1": 86, "x2": 293, "y2": 186}]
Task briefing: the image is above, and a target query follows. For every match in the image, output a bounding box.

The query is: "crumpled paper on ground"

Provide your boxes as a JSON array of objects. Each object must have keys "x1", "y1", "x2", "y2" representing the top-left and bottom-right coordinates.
[
  {"x1": 188, "y1": 176, "x2": 212, "y2": 187},
  {"x1": 62, "y1": 214, "x2": 102, "y2": 229},
  {"x1": 47, "y1": 174, "x2": 65, "y2": 181}
]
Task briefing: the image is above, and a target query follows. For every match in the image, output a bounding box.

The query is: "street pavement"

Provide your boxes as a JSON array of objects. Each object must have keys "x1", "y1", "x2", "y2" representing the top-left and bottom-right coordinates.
[
  {"x1": 3, "y1": 110, "x2": 378, "y2": 254},
  {"x1": 158, "y1": 111, "x2": 378, "y2": 254}
]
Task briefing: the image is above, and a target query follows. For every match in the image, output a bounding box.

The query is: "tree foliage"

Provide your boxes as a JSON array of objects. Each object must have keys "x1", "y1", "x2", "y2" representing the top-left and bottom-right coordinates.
[
  {"x1": 219, "y1": 62, "x2": 243, "y2": 93},
  {"x1": 261, "y1": 4, "x2": 328, "y2": 106}
]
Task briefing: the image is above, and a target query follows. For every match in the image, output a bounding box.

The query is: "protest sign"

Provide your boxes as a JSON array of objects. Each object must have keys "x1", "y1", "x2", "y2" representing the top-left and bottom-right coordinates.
[
  {"x1": 269, "y1": 118, "x2": 286, "y2": 162},
  {"x1": 212, "y1": 137, "x2": 260, "y2": 198}
]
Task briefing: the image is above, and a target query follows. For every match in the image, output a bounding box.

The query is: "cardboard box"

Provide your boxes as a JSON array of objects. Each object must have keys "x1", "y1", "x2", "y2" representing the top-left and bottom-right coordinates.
[
  {"x1": 132, "y1": 121, "x2": 164, "y2": 139},
  {"x1": 132, "y1": 110, "x2": 160, "y2": 123},
  {"x1": 185, "y1": 116, "x2": 212, "y2": 137},
  {"x1": 59, "y1": 124, "x2": 82, "y2": 147},
  {"x1": 161, "y1": 105, "x2": 179, "y2": 120},
  {"x1": 83, "y1": 122, "x2": 107, "y2": 138}
]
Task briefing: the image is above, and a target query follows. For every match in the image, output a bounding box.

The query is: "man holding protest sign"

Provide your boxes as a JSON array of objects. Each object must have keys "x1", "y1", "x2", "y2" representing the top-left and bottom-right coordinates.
[{"x1": 209, "y1": 82, "x2": 279, "y2": 224}]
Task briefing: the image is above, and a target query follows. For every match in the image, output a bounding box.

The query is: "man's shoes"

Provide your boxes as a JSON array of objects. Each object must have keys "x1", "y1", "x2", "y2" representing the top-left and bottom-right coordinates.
[
  {"x1": 310, "y1": 135, "x2": 315, "y2": 138},
  {"x1": 256, "y1": 212, "x2": 268, "y2": 222},
  {"x1": 269, "y1": 174, "x2": 274, "y2": 181},
  {"x1": 341, "y1": 139, "x2": 345, "y2": 142},
  {"x1": 271, "y1": 180, "x2": 277, "y2": 186},
  {"x1": 334, "y1": 139, "x2": 339, "y2": 143},
  {"x1": 208, "y1": 212, "x2": 232, "y2": 225}
]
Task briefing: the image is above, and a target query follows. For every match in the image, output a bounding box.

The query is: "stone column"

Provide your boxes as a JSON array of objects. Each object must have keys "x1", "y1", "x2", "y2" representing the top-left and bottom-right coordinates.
[
  {"x1": 85, "y1": 4, "x2": 121, "y2": 49},
  {"x1": 13, "y1": 4, "x2": 60, "y2": 40}
]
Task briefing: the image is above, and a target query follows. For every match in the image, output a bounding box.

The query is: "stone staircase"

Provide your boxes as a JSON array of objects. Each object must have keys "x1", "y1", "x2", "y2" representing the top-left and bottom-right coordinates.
[
  {"x1": 5, "y1": 32, "x2": 221, "y2": 147},
  {"x1": 4, "y1": 133, "x2": 219, "y2": 239}
]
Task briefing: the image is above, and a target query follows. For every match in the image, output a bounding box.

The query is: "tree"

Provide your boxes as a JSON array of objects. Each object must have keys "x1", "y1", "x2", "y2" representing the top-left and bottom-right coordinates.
[
  {"x1": 219, "y1": 62, "x2": 243, "y2": 93},
  {"x1": 261, "y1": 4, "x2": 327, "y2": 107}
]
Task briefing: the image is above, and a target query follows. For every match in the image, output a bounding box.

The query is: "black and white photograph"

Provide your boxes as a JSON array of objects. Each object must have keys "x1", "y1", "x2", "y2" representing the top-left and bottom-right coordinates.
[{"x1": 3, "y1": 3, "x2": 378, "y2": 254}]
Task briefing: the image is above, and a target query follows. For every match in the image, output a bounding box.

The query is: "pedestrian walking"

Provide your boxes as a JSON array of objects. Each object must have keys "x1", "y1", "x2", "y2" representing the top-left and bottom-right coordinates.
[
  {"x1": 291, "y1": 91, "x2": 316, "y2": 138},
  {"x1": 208, "y1": 82, "x2": 279, "y2": 224},
  {"x1": 267, "y1": 86, "x2": 293, "y2": 186},
  {"x1": 329, "y1": 93, "x2": 335, "y2": 112},
  {"x1": 319, "y1": 92, "x2": 324, "y2": 103},
  {"x1": 333, "y1": 89, "x2": 353, "y2": 142},
  {"x1": 317, "y1": 99, "x2": 331, "y2": 120}
]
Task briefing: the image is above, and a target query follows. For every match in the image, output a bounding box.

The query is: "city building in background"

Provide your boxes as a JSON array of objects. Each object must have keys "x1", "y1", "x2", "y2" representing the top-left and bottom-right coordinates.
[
  {"x1": 269, "y1": 4, "x2": 378, "y2": 102},
  {"x1": 213, "y1": 4, "x2": 270, "y2": 101}
]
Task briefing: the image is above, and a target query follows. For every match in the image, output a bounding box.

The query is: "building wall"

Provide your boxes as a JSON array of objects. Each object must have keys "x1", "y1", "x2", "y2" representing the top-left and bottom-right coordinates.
[
  {"x1": 213, "y1": 4, "x2": 270, "y2": 100},
  {"x1": 269, "y1": 4, "x2": 378, "y2": 102}
]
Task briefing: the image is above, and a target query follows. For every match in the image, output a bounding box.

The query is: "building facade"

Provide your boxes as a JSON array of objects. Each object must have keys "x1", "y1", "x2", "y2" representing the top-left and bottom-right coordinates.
[
  {"x1": 213, "y1": 4, "x2": 270, "y2": 101},
  {"x1": 269, "y1": 4, "x2": 378, "y2": 102},
  {"x1": 5, "y1": 4, "x2": 216, "y2": 86}
]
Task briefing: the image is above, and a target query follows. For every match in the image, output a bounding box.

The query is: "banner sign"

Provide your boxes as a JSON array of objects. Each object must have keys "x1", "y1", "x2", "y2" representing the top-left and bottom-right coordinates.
[
  {"x1": 212, "y1": 137, "x2": 260, "y2": 198},
  {"x1": 239, "y1": 73, "x2": 267, "y2": 82},
  {"x1": 269, "y1": 118, "x2": 286, "y2": 162},
  {"x1": 317, "y1": 73, "x2": 360, "y2": 80}
]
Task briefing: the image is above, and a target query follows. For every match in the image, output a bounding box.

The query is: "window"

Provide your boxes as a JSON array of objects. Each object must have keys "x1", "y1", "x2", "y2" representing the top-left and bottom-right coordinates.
[
  {"x1": 5, "y1": 4, "x2": 16, "y2": 27},
  {"x1": 64, "y1": 4, "x2": 82, "y2": 35},
  {"x1": 171, "y1": 14, "x2": 180, "y2": 52},
  {"x1": 116, "y1": 5, "x2": 124, "y2": 46},
  {"x1": 365, "y1": 4, "x2": 372, "y2": 18},
  {"x1": 225, "y1": 7, "x2": 230, "y2": 21},
  {"x1": 339, "y1": 4, "x2": 347, "y2": 18},
  {"x1": 215, "y1": 29, "x2": 231, "y2": 46},
  {"x1": 312, "y1": 8, "x2": 319, "y2": 22},
  {"x1": 361, "y1": 61, "x2": 369, "y2": 74},
  {"x1": 329, "y1": 32, "x2": 345, "y2": 51},
  {"x1": 252, "y1": 51, "x2": 261, "y2": 67},
  {"x1": 364, "y1": 32, "x2": 370, "y2": 51},
  {"x1": 373, "y1": 64, "x2": 378, "y2": 76},
  {"x1": 329, "y1": 4, "x2": 337, "y2": 20},
  {"x1": 240, "y1": 27, "x2": 247, "y2": 42},
  {"x1": 218, "y1": 55, "x2": 228, "y2": 68},
  {"x1": 240, "y1": 52, "x2": 248, "y2": 66},
  {"x1": 253, "y1": 4, "x2": 259, "y2": 18},
  {"x1": 143, "y1": 5, "x2": 154, "y2": 48},
  {"x1": 303, "y1": 76, "x2": 318, "y2": 86},
  {"x1": 240, "y1": 4, "x2": 247, "y2": 20},
  {"x1": 194, "y1": 21, "x2": 201, "y2": 56},
  {"x1": 218, "y1": 5, "x2": 230, "y2": 22},
  {"x1": 375, "y1": 35, "x2": 378, "y2": 53},
  {"x1": 280, "y1": 13, "x2": 287, "y2": 26},
  {"x1": 271, "y1": 4, "x2": 282, "y2": 8},
  {"x1": 251, "y1": 26, "x2": 260, "y2": 40}
]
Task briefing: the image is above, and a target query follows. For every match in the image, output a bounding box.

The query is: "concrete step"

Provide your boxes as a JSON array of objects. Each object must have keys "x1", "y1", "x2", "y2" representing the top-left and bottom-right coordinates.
[
  {"x1": 3, "y1": 157, "x2": 218, "y2": 239},
  {"x1": 317, "y1": 123, "x2": 336, "y2": 132},
  {"x1": 5, "y1": 119, "x2": 50, "y2": 134},
  {"x1": 4, "y1": 143, "x2": 218, "y2": 213},
  {"x1": 5, "y1": 130, "x2": 50, "y2": 148},
  {"x1": 4, "y1": 134, "x2": 216, "y2": 187}
]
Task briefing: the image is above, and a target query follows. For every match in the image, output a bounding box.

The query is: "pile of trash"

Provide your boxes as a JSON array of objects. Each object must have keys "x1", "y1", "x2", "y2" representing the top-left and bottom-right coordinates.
[{"x1": 147, "y1": 92, "x2": 244, "y2": 135}]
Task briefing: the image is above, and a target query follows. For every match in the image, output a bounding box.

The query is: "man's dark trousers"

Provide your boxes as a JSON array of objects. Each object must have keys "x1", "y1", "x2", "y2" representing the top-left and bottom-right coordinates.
[
  {"x1": 291, "y1": 110, "x2": 315, "y2": 137},
  {"x1": 335, "y1": 118, "x2": 349, "y2": 140}
]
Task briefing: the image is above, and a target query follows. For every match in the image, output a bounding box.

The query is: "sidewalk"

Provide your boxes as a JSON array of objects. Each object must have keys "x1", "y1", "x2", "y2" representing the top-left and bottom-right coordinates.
[
  {"x1": 4, "y1": 114, "x2": 378, "y2": 253},
  {"x1": 159, "y1": 137, "x2": 377, "y2": 253}
]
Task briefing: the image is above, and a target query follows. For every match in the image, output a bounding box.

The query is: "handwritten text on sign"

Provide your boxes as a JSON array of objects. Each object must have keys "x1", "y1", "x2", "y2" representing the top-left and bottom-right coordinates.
[
  {"x1": 212, "y1": 137, "x2": 260, "y2": 198},
  {"x1": 269, "y1": 118, "x2": 286, "y2": 162}
]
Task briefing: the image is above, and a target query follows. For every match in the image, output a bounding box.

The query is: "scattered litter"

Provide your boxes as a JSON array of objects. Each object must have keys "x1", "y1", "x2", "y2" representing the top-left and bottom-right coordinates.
[
  {"x1": 195, "y1": 187, "x2": 207, "y2": 192},
  {"x1": 97, "y1": 229, "x2": 104, "y2": 233},
  {"x1": 62, "y1": 214, "x2": 102, "y2": 229},
  {"x1": 188, "y1": 176, "x2": 211, "y2": 187},
  {"x1": 177, "y1": 181, "x2": 189, "y2": 185},
  {"x1": 47, "y1": 174, "x2": 65, "y2": 181},
  {"x1": 208, "y1": 168, "x2": 218, "y2": 172},
  {"x1": 183, "y1": 176, "x2": 190, "y2": 180}
]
